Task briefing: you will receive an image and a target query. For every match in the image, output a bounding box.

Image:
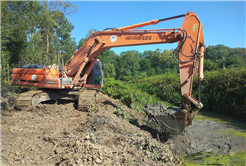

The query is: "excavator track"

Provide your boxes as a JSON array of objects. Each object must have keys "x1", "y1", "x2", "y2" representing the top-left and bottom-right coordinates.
[
  {"x1": 15, "y1": 89, "x2": 78, "y2": 110},
  {"x1": 15, "y1": 90, "x2": 44, "y2": 110},
  {"x1": 15, "y1": 89, "x2": 98, "y2": 112},
  {"x1": 78, "y1": 89, "x2": 98, "y2": 111}
]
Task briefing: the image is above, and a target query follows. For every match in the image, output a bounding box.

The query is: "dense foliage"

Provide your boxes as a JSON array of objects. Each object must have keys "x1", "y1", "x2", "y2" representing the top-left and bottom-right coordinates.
[
  {"x1": 99, "y1": 44, "x2": 245, "y2": 119},
  {"x1": 101, "y1": 78, "x2": 171, "y2": 112},
  {"x1": 1, "y1": 1, "x2": 79, "y2": 83},
  {"x1": 200, "y1": 67, "x2": 246, "y2": 118},
  {"x1": 99, "y1": 45, "x2": 245, "y2": 82},
  {"x1": 103, "y1": 67, "x2": 246, "y2": 119}
]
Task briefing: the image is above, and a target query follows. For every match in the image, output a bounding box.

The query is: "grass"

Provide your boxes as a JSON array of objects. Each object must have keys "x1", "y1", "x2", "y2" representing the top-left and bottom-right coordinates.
[
  {"x1": 184, "y1": 163, "x2": 200, "y2": 166},
  {"x1": 183, "y1": 151, "x2": 246, "y2": 166},
  {"x1": 194, "y1": 110, "x2": 246, "y2": 129},
  {"x1": 203, "y1": 151, "x2": 246, "y2": 166},
  {"x1": 218, "y1": 131, "x2": 246, "y2": 140}
]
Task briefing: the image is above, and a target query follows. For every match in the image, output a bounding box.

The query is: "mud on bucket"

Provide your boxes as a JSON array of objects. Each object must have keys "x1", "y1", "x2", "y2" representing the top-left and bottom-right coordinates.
[{"x1": 144, "y1": 103, "x2": 187, "y2": 134}]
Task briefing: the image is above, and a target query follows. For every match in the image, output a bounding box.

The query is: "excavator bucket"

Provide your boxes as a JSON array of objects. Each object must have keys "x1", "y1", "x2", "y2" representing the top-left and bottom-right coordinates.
[{"x1": 144, "y1": 103, "x2": 188, "y2": 134}]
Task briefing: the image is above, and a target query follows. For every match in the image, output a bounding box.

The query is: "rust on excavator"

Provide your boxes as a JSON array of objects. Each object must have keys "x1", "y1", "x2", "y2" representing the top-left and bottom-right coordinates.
[{"x1": 11, "y1": 11, "x2": 205, "y2": 134}]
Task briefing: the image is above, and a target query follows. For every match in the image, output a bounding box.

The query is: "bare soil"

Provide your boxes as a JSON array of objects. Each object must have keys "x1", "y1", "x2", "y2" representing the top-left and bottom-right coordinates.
[{"x1": 1, "y1": 92, "x2": 180, "y2": 166}]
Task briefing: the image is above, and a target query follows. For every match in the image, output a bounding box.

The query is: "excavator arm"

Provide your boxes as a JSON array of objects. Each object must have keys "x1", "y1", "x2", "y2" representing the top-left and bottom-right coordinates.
[
  {"x1": 65, "y1": 11, "x2": 205, "y2": 133},
  {"x1": 65, "y1": 29, "x2": 182, "y2": 86}
]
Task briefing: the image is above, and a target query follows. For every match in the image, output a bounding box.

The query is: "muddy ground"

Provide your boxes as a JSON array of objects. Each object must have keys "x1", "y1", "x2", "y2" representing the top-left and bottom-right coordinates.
[
  {"x1": 166, "y1": 120, "x2": 246, "y2": 156},
  {"x1": 1, "y1": 88, "x2": 246, "y2": 165}
]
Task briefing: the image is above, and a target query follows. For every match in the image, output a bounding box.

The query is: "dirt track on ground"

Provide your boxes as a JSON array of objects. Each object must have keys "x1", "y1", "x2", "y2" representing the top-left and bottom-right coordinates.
[{"x1": 1, "y1": 89, "x2": 246, "y2": 166}]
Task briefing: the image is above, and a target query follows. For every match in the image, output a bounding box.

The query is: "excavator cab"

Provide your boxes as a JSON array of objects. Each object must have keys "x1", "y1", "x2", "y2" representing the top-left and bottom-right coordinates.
[{"x1": 84, "y1": 60, "x2": 103, "y2": 87}]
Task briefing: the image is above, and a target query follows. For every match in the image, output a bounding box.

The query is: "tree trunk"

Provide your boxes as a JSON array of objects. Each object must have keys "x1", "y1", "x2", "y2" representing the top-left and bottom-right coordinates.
[
  {"x1": 46, "y1": 1, "x2": 49, "y2": 62},
  {"x1": 46, "y1": 32, "x2": 49, "y2": 60},
  {"x1": 57, "y1": 52, "x2": 60, "y2": 66},
  {"x1": 32, "y1": 1, "x2": 35, "y2": 58},
  {"x1": 32, "y1": 32, "x2": 35, "y2": 63},
  {"x1": 7, "y1": 63, "x2": 9, "y2": 82},
  {"x1": 62, "y1": 54, "x2": 64, "y2": 67}
]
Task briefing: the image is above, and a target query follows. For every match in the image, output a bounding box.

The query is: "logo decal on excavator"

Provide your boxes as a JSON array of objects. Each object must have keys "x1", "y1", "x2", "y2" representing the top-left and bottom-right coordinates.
[
  {"x1": 192, "y1": 24, "x2": 198, "y2": 31},
  {"x1": 32, "y1": 74, "x2": 36, "y2": 81},
  {"x1": 110, "y1": 35, "x2": 117, "y2": 42},
  {"x1": 126, "y1": 35, "x2": 152, "y2": 40}
]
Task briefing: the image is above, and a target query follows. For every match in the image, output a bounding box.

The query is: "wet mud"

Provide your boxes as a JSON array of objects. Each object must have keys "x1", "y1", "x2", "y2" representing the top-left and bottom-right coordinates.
[
  {"x1": 166, "y1": 120, "x2": 246, "y2": 156},
  {"x1": 143, "y1": 103, "x2": 246, "y2": 156}
]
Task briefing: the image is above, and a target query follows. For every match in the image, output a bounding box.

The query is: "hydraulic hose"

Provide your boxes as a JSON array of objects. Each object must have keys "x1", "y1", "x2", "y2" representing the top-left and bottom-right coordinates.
[
  {"x1": 87, "y1": 39, "x2": 99, "y2": 58},
  {"x1": 173, "y1": 28, "x2": 197, "y2": 63}
]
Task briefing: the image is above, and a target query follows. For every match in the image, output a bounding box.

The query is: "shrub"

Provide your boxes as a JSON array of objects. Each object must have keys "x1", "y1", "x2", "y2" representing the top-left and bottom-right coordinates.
[
  {"x1": 196, "y1": 67, "x2": 246, "y2": 118},
  {"x1": 125, "y1": 67, "x2": 246, "y2": 119},
  {"x1": 102, "y1": 78, "x2": 170, "y2": 112},
  {"x1": 129, "y1": 73, "x2": 181, "y2": 106}
]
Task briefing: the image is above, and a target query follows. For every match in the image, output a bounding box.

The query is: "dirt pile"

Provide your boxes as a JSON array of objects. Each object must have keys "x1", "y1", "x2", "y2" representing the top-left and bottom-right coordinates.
[
  {"x1": 1, "y1": 92, "x2": 180, "y2": 166},
  {"x1": 1, "y1": 85, "x2": 20, "y2": 111}
]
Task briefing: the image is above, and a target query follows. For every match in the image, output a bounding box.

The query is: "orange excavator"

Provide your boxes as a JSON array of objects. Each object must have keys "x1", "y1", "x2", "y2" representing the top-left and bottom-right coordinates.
[{"x1": 11, "y1": 11, "x2": 205, "y2": 133}]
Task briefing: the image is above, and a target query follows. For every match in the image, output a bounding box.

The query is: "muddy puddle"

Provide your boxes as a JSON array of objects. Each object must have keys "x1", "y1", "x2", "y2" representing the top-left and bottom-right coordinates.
[{"x1": 165, "y1": 119, "x2": 246, "y2": 156}]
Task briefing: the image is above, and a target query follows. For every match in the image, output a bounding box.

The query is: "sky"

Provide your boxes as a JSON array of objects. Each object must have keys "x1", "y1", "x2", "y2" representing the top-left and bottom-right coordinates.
[{"x1": 66, "y1": 1, "x2": 246, "y2": 54}]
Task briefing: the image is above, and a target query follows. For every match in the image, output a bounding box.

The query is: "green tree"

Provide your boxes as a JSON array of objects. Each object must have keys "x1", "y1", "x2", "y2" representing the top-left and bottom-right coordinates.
[
  {"x1": 98, "y1": 49, "x2": 118, "y2": 64},
  {"x1": 61, "y1": 39, "x2": 77, "y2": 65},
  {"x1": 139, "y1": 58, "x2": 151, "y2": 72},
  {"x1": 1, "y1": 1, "x2": 79, "y2": 83},
  {"x1": 160, "y1": 49, "x2": 178, "y2": 72},
  {"x1": 54, "y1": 12, "x2": 76, "y2": 65},
  {"x1": 234, "y1": 47, "x2": 246, "y2": 64},
  {"x1": 115, "y1": 50, "x2": 141, "y2": 80},
  {"x1": 205, "y1": 44, "x2": 234, "y2": 60},
  {"x1": 204, "y1": 59, "x2": 218, "y2": 71},
  {"x1": 1, "y1": 1, "x2": 30, "y2": 66},
  {"x1": 25, "y1": 1, "x2": 47, "y2": 64},
  {"x1": 1, "y1": 1, "x2": 11, "y2": 82},
  {"x1": 77, "y1": 29, "x2": 97, "y2": 49},
  {"x1": 218, "y1": 55, "x2": 244, "y2": 69},
  {"x1": 41, "y1": 0, "x2": 79, "y2": 63},
  {"x1": 202, "y1": 44, "x2": 245, "y2": 71},
  {"x1": 145, "y1": 49, "x2": 162, "y2": 69},
  {"x1": 104, "y1": 63, "x2": 116, "y2": 78}
]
